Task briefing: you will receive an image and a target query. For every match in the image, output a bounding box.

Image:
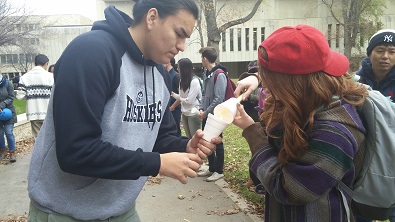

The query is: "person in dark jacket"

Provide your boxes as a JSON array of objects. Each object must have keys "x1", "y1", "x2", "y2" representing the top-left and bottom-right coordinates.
[
  {"x1": 166, "y1": 57, "x2": 181, "y2": 136},
  {"x1": 27, "y1": 1, "x2": 220, "y2": 221},
  {"x1": 355, "y1": 29, "x2": 395, "y2": 222},
  {"x1": 0, "y1": 76, "x2": 17, "y2": 162},
  {"x1": 357, "y1": 29, "x2": 395, "y2": 103}
]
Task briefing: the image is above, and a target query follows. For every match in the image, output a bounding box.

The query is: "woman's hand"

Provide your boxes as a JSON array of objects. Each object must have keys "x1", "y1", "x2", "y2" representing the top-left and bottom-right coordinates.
[
  {"x1": 233, "y1": 103, "x2": 255, "y2": 130},
  {"x1": 234, "y1": 75, "x2": 259, "y2": 101}
]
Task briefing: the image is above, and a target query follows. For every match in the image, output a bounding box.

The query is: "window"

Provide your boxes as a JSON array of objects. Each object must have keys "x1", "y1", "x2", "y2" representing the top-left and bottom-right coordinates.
[
  {"x1": 12, "y1": 54, "x2": 18, "y2": 63},
  {"x1": 0, "y1": 55, "x2": 6, "y2": 64},
  {"x1": 253, "y1": 28, "x2": 257, "y2": 50},
  {"x1": 222, "y1": 32, "x2": 226, "y2": 52},
  {"x1": 230, "y1": 29, "x2": 234, "y2": 51},
  {"x1": 6, "y1": 54, "x2": 12, "y2": 64},
  {"x1": 27, "y1": 54, "x2": 34, "y2": 63},
  {"x1": 237, "y1": 28, "x2": 242, "y2": 51},
  {"x1": 245, "y1": 28, "x2": 250, "y2": 51},
  {"x1": 261, "y1": 27, "x2": 265, "y2": 42},
  {"x1": 328, "y1": 24, "x2": 332, "y2": 47},
  {"x1": 336, "y1": 24, "x2": 340, "y2": 48},
  {"x1": 19, "y1": 54, "x2": 26, "y2": 63}
]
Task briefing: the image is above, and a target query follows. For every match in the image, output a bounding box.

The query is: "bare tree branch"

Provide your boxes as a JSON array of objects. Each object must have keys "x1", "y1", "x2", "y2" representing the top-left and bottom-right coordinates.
[
  {"x1": 0, "y1": 0, "x2": 36, "y2": 47},
  {"x1": 218, "y1": 0, "x2": 262, "y2": 33}
]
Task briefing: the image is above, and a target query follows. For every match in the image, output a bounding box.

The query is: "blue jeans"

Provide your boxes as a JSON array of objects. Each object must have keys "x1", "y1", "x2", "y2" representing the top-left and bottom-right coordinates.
[{"x1": 0, "y1": 123, "x2": 15, "y2": 151}]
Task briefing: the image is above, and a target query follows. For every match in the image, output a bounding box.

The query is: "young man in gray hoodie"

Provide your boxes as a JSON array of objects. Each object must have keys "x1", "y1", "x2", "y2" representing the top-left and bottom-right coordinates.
[
  {"x1": 27, "y1": 1, "x2": 220, "y2": 221},
  {"x1": 197, "y1": 47, "x2": 227, "y2": 182}
]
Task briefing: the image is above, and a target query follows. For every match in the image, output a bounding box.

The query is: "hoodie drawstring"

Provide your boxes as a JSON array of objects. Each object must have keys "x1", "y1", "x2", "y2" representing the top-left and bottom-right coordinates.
[{"x1": 143, "y1": 57, "x2": 156, "y2": 130}]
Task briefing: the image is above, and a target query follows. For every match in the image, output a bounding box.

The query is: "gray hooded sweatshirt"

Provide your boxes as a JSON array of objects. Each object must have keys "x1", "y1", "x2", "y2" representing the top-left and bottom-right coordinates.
[{"x1": 28, "y1": 6, "x2": 188, "y2": 220}]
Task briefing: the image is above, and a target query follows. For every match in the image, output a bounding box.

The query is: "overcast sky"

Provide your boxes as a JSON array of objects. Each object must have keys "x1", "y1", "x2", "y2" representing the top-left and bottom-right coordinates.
[{"x1": 12, "y1": 0, "x2": 97, "y2": 20}]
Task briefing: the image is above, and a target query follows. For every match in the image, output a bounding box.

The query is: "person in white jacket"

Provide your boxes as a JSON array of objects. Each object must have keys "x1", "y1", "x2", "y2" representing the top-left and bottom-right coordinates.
[
  {"x1": 171, "y1": 58, "x2": 202, "y2": 138},
  {"x1": 16, "y1": 54, "x2": 53, "y2": 138}
]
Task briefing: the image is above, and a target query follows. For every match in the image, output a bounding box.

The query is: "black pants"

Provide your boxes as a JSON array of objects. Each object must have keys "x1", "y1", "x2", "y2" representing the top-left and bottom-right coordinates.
[
  {"x1": 171, "y1": 107, "x2": 181, "y2": 137},
  {"x1": 202, "y1": 118, "x2": 224, "y2": 174}
]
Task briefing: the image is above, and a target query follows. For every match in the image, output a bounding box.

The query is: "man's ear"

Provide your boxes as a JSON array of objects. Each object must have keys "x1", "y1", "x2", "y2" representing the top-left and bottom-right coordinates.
[{"x1": 146, "y1": 8, "x2": 159, "y2": 30}]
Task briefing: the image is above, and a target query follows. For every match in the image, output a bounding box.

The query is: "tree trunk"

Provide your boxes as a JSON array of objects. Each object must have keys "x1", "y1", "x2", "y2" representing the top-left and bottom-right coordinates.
[
  {"x1": 201, "y1": 0, "x2": 263, "y2": 63},
  {"x1": 202, "y1": 0, "x2": 222, "y2": 62}
]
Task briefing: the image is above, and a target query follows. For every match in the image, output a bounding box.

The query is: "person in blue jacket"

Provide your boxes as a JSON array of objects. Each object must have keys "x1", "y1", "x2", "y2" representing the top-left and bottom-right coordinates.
[
  {"x1": 0, "y1": 76, "x2": 17, "y2": 163},
  {"x1": 357, "y1": 29, "x2": 395, "y2": 102},
  {"x1": 27, "y1": 1, "x2": 220, "y2": 221},
  {"x1": 356, "y1": 29, "x2": 395, "y2": 222}
]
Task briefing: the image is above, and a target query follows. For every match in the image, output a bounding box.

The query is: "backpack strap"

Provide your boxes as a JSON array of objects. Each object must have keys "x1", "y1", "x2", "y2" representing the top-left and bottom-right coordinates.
[
  {"x1": 193, "y1": 76, "x2": 202, "y2": 103},
  {"x1": 337, "y1": 182, "x2": 352, "y2": 222},
  {"x1": 213, "y1": 69, "x2": 225, "y2": 84}
]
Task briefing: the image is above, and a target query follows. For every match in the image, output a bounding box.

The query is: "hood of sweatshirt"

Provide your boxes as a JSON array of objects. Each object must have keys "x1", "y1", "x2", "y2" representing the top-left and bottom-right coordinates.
[
  {"x1": 206, "y1": 64, "x2": 228, "y2": 77},
  {"x1": 91, "y1": 5, "x2": 157, "y2": 67}
]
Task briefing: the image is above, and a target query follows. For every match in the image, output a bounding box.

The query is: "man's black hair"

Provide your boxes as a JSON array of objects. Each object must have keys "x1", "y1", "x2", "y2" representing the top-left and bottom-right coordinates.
[{"x1": 35, "y1": 54, "x2": 49, "y2": 66}]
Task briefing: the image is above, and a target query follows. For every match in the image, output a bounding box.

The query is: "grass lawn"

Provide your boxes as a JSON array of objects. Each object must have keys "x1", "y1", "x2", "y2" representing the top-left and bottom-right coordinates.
[
  {"x1": 13, "y1": 99, "x2": 26, "y2": 115},
  {"x1": 222, "y1": 124, "x2": 264, "y2": 216}
]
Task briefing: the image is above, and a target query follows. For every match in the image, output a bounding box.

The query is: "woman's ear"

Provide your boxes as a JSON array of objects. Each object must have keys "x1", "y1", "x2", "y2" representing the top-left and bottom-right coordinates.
[{"x1": 146, "y1": 8, "x2": 159, "y2": 30}]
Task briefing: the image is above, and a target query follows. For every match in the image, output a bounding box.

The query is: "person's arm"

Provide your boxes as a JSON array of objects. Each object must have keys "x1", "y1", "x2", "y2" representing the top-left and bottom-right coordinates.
[
  {"x1": 0, "y1": 81, "x2": 15, "y2": 109},
  {"x1": 234, "y1": 74, "x2": 259, "y2": 100},
  {"x1": 204, "y1": 72, "x2": 226, "y2": 117},
  {"x1": 15, "y1": 77, "x2": 27, "y2": 100},
  {"x1": 172, "y1": 72, "x2": 180, "y2": 94},
  {"x1": 171, "y1": 91, "x2": 181, "y2": 101},
  {"x1": 169, "y1": 99, "x2": 181, "y2": 111},
  {"x1": 180, "y1": 78, "x2": 201, "y2": 105}
]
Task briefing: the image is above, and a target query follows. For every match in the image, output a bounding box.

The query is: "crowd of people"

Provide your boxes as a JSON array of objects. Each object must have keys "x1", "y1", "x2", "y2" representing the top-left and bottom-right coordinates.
[{"x1": 1, "y1": 0, "x2": 394, "y2": 221}]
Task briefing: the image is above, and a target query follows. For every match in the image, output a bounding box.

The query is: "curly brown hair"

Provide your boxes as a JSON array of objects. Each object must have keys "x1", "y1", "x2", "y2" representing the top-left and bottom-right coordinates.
[{"x1": 259, "y1": 66, "x2": 368, "y2": 165}]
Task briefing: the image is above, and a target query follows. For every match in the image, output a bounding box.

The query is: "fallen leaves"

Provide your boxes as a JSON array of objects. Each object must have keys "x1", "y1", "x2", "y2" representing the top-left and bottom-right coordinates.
[
  {"x1": 0, "y1": 213, "x2": 28, "y2": 222},
  {"x1": 206, "y1": 206, "x2": 241, "y2": 216},
  {"x1": 146, "y1": 174, "x2": 164, "y2": 185},
  {"x1": 0, "y1": 138, "x2": 34, "y2": 165}
]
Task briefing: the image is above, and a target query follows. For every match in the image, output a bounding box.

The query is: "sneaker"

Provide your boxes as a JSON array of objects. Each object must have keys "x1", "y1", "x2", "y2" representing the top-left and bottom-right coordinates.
[
  {"x1": 255, "y1": 184, "x2": 265, "y2": 194},
  {"x1": 10, "y1": 154, "x2": 16, "y2": 163},
  {"x1": 206, "y1": 172, "x2": 224, "y2": 182},
  {"x1": 198, "y1": 164, "x2": 209, "y2": 172},
  {"x1": 197, "y1": 169, "x2": 213, "y2": 177},
  {"x1": 0, "y1": 150, "x2": 6, "y2": 160}
]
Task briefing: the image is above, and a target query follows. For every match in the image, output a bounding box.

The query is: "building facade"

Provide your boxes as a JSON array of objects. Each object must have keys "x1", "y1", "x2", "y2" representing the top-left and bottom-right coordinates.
[
  {"x1": 2, "y1": 0, "x2": 394, "y2": 79},
  {"x1": 96, "y1": 0, "x2": 395, "y2": 77}
]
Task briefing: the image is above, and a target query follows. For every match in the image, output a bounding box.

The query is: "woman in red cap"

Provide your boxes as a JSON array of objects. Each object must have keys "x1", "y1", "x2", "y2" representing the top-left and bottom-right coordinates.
[{"x1": 233, "y1": 24, "x2": 368, "y2": 221}]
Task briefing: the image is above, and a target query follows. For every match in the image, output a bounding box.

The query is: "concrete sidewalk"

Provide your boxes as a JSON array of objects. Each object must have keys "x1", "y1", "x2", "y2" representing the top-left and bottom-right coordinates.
[{"x1": 0, "y1": 114, "x2": 262, "y2": 221}]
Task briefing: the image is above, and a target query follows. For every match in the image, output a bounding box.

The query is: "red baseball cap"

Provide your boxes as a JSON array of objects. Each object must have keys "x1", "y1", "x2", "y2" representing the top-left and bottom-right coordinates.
[{"x1": 258, "y1": 24, "x2": 349, "y2": 76}]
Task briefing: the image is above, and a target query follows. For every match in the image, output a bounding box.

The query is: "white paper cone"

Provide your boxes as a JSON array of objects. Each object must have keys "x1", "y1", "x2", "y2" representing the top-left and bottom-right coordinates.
[
  {"x1": 213, "y1": 97, "x2": 238, "y2": 124},
  {"x1": 203, "y1": 113, "x2": 229, "y2": 141}
]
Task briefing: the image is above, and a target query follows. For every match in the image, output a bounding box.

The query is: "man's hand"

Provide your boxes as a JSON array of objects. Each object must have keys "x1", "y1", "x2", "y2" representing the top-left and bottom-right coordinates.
[
  {"x1": 159, "y1": 152, "x2": 202, "y2": 184},
  {"x1": 186, "y1": 129, "x2": 221, "y2": 159},
  {"x1": 198, "y1": 110, "x2": 206, "y2": 119}
]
